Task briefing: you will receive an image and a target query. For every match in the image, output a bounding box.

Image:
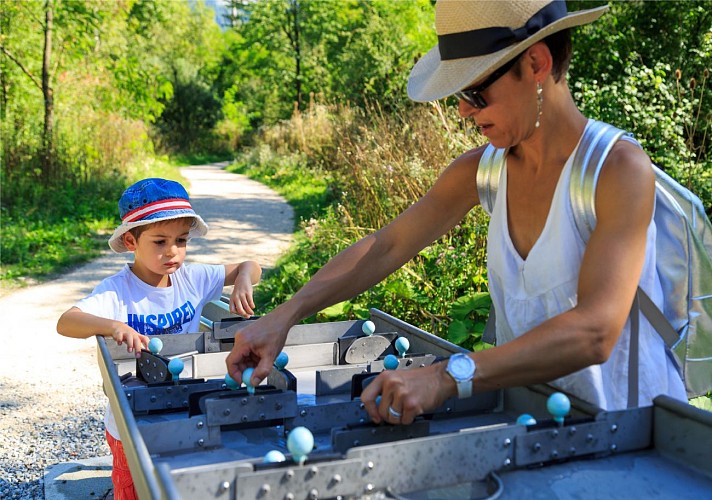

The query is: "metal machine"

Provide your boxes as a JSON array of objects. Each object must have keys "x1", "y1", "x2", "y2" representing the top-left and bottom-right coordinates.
[{"x1": 97, "y1": 306, "x2": 712, "y2": 499}]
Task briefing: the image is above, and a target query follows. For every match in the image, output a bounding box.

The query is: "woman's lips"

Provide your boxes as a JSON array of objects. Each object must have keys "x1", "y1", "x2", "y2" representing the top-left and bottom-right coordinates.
[{"x1": 478, "y1": 123, "x2": 493, "y2": 136}]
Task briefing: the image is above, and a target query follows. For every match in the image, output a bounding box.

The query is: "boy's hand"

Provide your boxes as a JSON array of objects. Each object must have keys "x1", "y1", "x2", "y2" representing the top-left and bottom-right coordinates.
[
  {"x1": 229, "y1": 274, "x2": 255, "y2": 318},
  {"x1": 110, "y1": 323, "x2": 149, "y2": 358}
]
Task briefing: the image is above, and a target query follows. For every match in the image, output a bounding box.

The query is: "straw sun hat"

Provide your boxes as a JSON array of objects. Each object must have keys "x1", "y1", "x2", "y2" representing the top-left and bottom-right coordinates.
[
  {"x1": 408, "y1": 0, "x2": 608, "y2": 102},
  {"x1": 108, "y1": 178, "x2": 208, "y2": 253}
]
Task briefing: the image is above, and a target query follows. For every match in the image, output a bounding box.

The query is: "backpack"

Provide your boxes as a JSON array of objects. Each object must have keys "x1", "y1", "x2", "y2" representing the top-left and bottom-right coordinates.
[{"x1": 477, "y1": 119, "x2": 712, "y2": 399}]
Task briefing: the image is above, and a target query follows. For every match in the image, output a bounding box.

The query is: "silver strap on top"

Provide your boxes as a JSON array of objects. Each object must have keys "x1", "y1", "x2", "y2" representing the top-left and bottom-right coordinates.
[
  {"x1": 476, "y1": 144, "x2": 508, "y2": 216},
  {"x1": 569, "y1": 120, "x2": 627, "y2": 243}
]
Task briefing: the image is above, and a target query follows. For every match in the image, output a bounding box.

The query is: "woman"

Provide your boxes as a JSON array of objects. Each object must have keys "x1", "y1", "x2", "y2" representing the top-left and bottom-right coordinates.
[{"x1": 226, "y1": 0, "x2": 686, "y2": 424}]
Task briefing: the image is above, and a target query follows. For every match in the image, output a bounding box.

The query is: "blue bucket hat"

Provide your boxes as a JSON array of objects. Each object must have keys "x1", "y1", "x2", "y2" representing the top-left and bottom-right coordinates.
[{"x1": 108, "y1": 178, "x2": 209, "y2": 253}]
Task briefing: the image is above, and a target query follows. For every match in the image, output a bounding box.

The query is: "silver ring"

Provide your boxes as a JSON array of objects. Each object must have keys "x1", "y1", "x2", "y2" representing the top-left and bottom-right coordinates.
[{"x1": 388, "y1": 406, "x2": 402, "y2": 419}]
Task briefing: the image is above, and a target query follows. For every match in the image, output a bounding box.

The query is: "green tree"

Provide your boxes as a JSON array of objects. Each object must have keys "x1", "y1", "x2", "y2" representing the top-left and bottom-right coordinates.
[
  {"x1": 148, "y1": 0, "x2": 225, "y2": 151},
  {"x1": 0, "y1": 0, "x2": 104, "y2": 182},
  {"x1": 215, "y1": 0, "x2": 434, "y2": 131}
]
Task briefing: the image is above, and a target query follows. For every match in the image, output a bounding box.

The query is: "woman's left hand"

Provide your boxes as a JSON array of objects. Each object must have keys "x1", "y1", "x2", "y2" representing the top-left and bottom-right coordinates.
[{"x1": 360, "y1": 361, "x2": 456, "y2": 425}]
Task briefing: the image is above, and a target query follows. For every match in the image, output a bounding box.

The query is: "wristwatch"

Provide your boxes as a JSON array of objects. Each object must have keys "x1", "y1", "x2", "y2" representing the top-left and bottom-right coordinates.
[{"x1": 446, "y1": 353, "x2": 476, "y2": 399}]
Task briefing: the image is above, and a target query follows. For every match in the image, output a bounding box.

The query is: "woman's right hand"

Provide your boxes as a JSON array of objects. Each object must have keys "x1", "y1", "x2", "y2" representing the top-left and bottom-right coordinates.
[{"x1": 225, "y1": 309, "x2": 292, "y2": 388}]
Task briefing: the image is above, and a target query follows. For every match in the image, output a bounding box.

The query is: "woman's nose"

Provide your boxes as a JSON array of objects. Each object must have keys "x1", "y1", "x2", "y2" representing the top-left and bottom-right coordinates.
[{"x1": 458, "y1": 98, "x2": 479, "y2": 118}]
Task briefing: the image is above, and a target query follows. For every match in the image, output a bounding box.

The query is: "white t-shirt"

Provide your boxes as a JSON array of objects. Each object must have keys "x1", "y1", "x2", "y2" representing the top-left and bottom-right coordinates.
[
  {"x1": 486, "y1": 120, "x2": 686, "y2": 410},
  {"x1": 75, "y1": 263, "x2": 225, "y2": 439}
]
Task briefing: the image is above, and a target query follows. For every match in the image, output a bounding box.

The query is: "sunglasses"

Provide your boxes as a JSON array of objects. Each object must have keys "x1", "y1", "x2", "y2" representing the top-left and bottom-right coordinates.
[{"x1": 454, "y1": 53, "x2": 524, "y2": 109}]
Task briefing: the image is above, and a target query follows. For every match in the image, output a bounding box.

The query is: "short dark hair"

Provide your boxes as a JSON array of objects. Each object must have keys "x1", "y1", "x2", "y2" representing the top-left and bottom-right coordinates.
[
  {"x1": 124, "y1": 218, "x2": 194, "y2": 244},
  {"x1": 512, "y1": 28, "x2": 572, "y2": 83},
  {"x1": 545, "y1": 28, "x2": 573, "y2": 82}
]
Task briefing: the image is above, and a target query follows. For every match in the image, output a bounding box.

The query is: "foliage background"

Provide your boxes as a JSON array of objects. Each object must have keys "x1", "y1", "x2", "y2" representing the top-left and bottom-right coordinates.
[{"x1": 1, "y1": 0, "x2": 710, "y2": 352}]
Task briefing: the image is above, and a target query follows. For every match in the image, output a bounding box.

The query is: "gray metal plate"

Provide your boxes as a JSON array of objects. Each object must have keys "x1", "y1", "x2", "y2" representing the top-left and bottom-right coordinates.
[{"x1": 345, "y1": 335, "x2": 392, "y2": 364}]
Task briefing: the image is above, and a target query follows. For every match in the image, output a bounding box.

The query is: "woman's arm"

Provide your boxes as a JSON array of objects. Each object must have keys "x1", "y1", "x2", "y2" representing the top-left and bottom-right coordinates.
[{"x1": 226, "y1": 147, "x2": 484, "y2": 386}]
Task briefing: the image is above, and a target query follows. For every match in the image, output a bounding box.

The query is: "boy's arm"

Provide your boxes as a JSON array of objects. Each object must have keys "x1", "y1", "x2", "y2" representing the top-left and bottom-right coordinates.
[
  {"x1": 224, "y1": 261, "x2": 262, "y2": 318},
  {"x1": 57, "y1": 307, "x2": 148, "y2": 357}
]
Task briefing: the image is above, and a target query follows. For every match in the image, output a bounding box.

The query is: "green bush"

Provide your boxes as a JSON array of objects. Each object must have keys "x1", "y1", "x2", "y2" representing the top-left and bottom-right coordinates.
[
  {"x1": 231, "y1": 101, "x2": 492, "y2": 343},
  {"x1": 574, "y1": 61, "x2": 711, "y2": 213}
]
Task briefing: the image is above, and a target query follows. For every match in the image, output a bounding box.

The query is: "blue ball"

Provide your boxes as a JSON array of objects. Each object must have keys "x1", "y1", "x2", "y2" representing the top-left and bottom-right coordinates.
[
  {"x1": 242, "y1": 367, "x2": 255, "y2": 388},
  {"x1": 287, "y1": 426, "x2": 314, "y2": 462},
  {"x1": 383, "y1": 354, "x2": 399, "y2": 370},
  {"x1": 395, "y1": 337, "x2": 410, "y2": 356},
  {"x1": 516, "y1": 413, "x2": 537, "y2": 426},
  {"x1": 547, "y1": 392, "x2": 571, "y2": 422},
  {"x1": 362, "y1": 320, "x2": 376, "y2": 336},
  {"x1": 264, "y1": 450, "x2": 286, "y2": 463},
  {"x1": 148, "y1": 338, "x2": 163, "y2": 354},
  {"x1": 167, "y1": 358, "x2": 184, "y2": 377},
  {"x1": 224, "y1": 373, "x2": 240, "y2": 390},
  {"x1": 274, "y1": 351, "x2": 289, "y2": 371}
]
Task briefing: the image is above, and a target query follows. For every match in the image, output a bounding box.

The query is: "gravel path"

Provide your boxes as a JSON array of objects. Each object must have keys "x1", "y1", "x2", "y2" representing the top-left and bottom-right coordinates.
[{"x1": 0, "y1": 163, "x2": 294, "y2": 499}]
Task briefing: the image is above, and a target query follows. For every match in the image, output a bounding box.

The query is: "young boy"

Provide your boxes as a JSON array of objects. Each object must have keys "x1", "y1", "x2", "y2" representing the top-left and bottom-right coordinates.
[{"x1": 57, "y1": 177, "x2": 262, "y2": 500}]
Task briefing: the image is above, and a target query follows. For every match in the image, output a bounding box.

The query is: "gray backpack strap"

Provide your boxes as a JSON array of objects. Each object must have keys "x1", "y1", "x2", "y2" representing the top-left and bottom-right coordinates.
[
  {"x1": 628, "y1": 291, "x2": 641, "y2": 408},
  {"x1": 477, "y1": 144, "x2": 508, "y2": 345},
  {"x1": 569, "y1": 120, "x2": 627, "y2": 242},
  {"x1": 476, "y1": 144, "x2": 508, "y2": 216},
  {"x1": 638, "y1": 289, "x2": 680, "y2": 349}
]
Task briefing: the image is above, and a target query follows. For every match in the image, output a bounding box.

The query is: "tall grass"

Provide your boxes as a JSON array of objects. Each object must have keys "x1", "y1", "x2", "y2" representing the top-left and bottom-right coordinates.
[{"x1": 231, "y1": 99, "x2": 492, "y2": 346}]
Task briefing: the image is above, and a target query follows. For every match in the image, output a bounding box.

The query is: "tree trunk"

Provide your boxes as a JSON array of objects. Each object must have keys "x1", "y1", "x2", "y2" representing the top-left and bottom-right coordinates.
[
  {"x1": 291, "y1": 0, "x2": 301, "y2": 112},
  {"x1": 42, "y1": 0, "x2": 54, "y2": 181}
]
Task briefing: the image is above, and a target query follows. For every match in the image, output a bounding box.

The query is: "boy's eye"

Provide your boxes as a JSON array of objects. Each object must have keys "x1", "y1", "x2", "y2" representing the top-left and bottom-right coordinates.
[
  {"x1": 177, "y1": 238, "x2": 188, "y2": 244},
  {"x1": 153, "y1": 240, "x2": 166, "y2": 245}
]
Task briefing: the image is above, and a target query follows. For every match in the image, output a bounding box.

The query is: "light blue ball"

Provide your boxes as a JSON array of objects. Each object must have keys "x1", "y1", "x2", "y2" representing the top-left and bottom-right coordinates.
[
  {"x1": 167, "y1": 358, "x2": 184, "y2": 377},
  {"x1": 148, "y1": 338, "x2": 163, "y2": 354},
  {"x1": 264, "y1": 450, "x2": 286, "y2": 463},
  {"x1": 242, "y1": 367, "x2": 255, "y2": 391},
  {"x1": 287, "y1": 426, "x2": 314, "y2": 463},
  {"x1": 224, "y1": 373, "x2": 240, "y2": 390},
  {"x1": 547, "y1": 392, "x2": 571, "y2": 422},
  {"x1": 362, "y1": 320, "x2": 376, "y2": 336},
  {"x1": 395, "y1": 337, "x2": 410, "y2": 357},
  {"x1": 383, "y1": 354, "x2": 399, "y2": 370},
  {"x1": 375, "y1": 395, "x2": 382, "y2": 406},
  {"x1": 516, "y1": 413, "x2": 537, "y2": 426},
  {"x1": 274, "y1": 351, "x2": 289, "y2": 371}
]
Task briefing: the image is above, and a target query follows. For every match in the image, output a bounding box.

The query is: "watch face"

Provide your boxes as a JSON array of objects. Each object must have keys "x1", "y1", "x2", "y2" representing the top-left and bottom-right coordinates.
[{"x1": 449, "y1": 354, "x2": 475, "y2": 381}]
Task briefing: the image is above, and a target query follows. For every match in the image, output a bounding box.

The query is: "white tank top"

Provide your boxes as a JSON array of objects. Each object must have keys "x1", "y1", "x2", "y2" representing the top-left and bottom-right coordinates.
[{"x1": 486, "y1": 120, "x2": 686, "y2": 410}]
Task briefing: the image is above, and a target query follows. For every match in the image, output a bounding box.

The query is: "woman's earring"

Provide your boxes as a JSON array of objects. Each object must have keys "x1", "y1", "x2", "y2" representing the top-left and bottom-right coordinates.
[{"x1": 535, "y1": 82, "x2": 543, "y2": 128}]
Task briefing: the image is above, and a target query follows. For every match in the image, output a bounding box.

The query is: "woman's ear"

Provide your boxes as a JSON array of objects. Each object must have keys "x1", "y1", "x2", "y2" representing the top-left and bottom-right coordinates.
[{"x1": 526, "y1": 42, "x2": 553, "y2": 80}]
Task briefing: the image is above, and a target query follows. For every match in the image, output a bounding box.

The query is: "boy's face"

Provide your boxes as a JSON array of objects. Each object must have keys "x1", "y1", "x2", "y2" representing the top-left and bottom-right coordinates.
[{"x1": 123, "y1": 218, "x2": 193, "y2": 285}]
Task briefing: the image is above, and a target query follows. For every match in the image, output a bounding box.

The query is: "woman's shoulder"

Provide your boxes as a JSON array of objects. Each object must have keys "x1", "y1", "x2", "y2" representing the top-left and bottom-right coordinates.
[
  {"x1": 456, "y1": 143, "x2": 489, "y2": 163},
  {"x1": 443, "y1": 143, "x2": 490, "y2": 176},
  {"x1": 600, "y1": 138, "x2": 655, "y2": 187}
]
